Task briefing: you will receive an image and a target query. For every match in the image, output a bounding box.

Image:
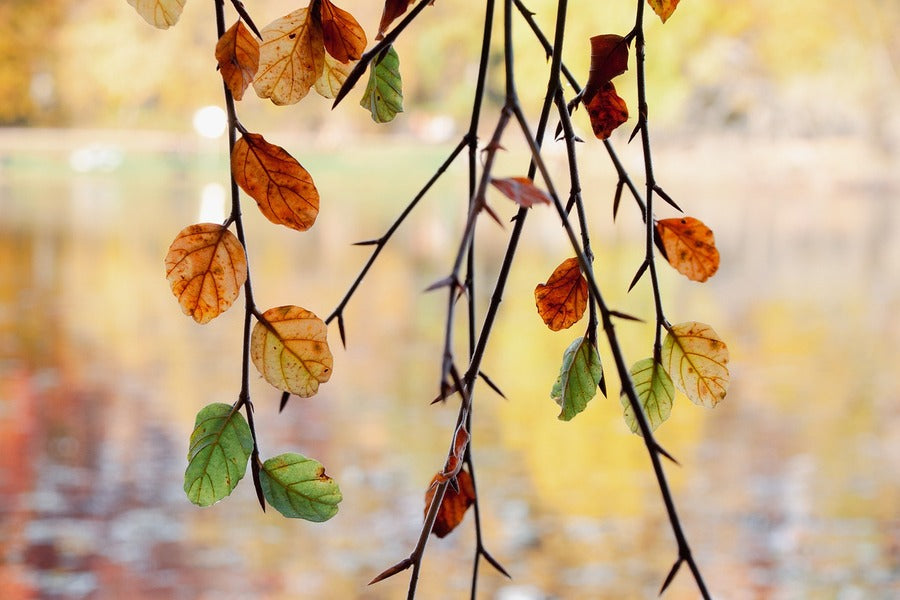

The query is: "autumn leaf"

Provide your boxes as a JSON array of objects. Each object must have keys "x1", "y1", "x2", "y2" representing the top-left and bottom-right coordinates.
[
  {"x1": 254, "y1": 7, "x2": 325, "y2": 105},
  {"x1": 315, "y1": 53, "x2": 353, "y2": 99},
  {"x1": 584, "y1": 34, "x2": 629, "y2": 99},
  {"x1": 648, "y1": 0, "x2": 681, "y2": 23},
  {"x1": 260, "y1": 453, "x2": 342, "y2": 521},
  {"x1": 535, "y1": 257, "x2": 588, "y2": 331},
  {"x1": 583, "y1": 81, "x2": 628, "y2": 140},
  {"x1": 216, "y1": 20, "x2": 260, "y2": 101},
  {"x1": 491, "y1": 177, "x2": 551, "y2": 208},
  {"x1": 551, "y1": 336, "x2": 603, "y2": 421},
  {"x1": 621, "y1": 358, "x2": 674, "y2": 435},
  {"x1": 378, "y1": 0, "x2": 416, "y2": 39},
  {"x1": 425, "y1": 469, "x2": 475, "y2": 538},
  {"x1": 361, "y1": 46, "x2": 403, "y2": 123},
  {"x1": 127, "y1": 0, "x2": 185, "y2": 29},
  {"x1": 317, "y1": 0, "x2": 367, "y2": 63},
  {"x1": 165, "y1": 223, "x2": 247, "y2": 324},
  {"x1": 251, "y1": 305, "x2": 333, "y2": 398},
  {"x1": 661, "y1": 322, "x2": 729, "y2": 408},
  {"x1": 656, "y1": 217, "x2": 720, "y2": 282},
  {"x1": 232, "y1": 132, "x2": 320, "y2": 232},
  {"x1": 184, "y1": 403, "x2": 253, "y2": 507}
]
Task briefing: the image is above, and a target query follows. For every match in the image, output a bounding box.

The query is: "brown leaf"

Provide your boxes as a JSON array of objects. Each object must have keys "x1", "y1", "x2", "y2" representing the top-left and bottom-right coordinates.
[
  {"x1": 377, "y1": 0, "x2": 416, "y2": 39},
  {"x1": 425, "y1": 469, "x2": 476, "y2": 538},
  {"x1": 253, "y1": 8, "x2": 325, "y2": 105},
  {"x1": 584, "y1": 34, "x2": 629, "y2": 99},
  {"x1": 583, "y1": 81, "x2": 628, "y2": 140},
  {"x1": 216, "y1": 20, "x2": 260, "y2": 101},
  {"x1": 232, "y1": 132, "x2": 320, "y2": 232},
  {"x1": 491, "y1": 177, "x2": 551, "y2": 208},
  {"x1": 534, "y1": 257, "x2": 589, "y2": 331},
  {"x1": 317, "y1": 0, "x2": 367, "y2": 63},
  {"x1": 165, "y1": 224, "x2": 247, "y2": 324},
  {"x1": 648, "y1": 0, "x2": 681, "y2": 23},
  {"x1": 656, "y1": 217, "x2": 720, "y2": 282}
]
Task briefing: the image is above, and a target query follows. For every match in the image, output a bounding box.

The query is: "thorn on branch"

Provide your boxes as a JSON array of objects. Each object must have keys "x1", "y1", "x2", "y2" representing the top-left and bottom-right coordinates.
[
  {"x1": 477, "y1": 371, "x2": 507, "y2": 399},
  {"x1": 608, "y1": 309, "x2": 644, "y2": 323},
  {"x1": 659, "y1": 557, "x2": 684, "y2": 595},
  {"x1": 352, "y1": 238, "x2": 381, "y2": 246},
  {"x1": 369, "y1": 557, "x2": 414, "y2": 585},
  {"x1": 654, "y1": 185, "x2": 683, "y2": 212},
  {"x1": 612, "y1": 179, "x2": 625, "y2": 221},
  {"x1": 336, "y1": 313, "x2": 347, "y2": 348},
  {"x1": 251, "y1": 454, "x2": 266, "y2": 511},
  {"x1": 481, "y1": 548, "x2": 511, "y2": 578},
  {"x1": 279, "y1": 391, "x2": 290, "y2": 413},
  {"x1": 655, "y1": 442, "x2": 680, "y2": 466},
  {"x1": 628, "y1": 260, "x2": 650, "y2": 292}
]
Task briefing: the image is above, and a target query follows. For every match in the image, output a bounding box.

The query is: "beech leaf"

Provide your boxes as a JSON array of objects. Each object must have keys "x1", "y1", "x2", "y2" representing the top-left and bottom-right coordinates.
[
  {"x1": 583, "y1": 81, "x2": 628, "y2": 140},
  {"x1": 584, "y1": 34, "x2": 629, "y2": 99},
  {"x1": 425, "y1": 469, "x2": 476, "y2": 538},
  {"x1": 251, "y1": 305, "x2": 333, "y2": 398},
  {"x1": 661, "y1": 322, "x2": 730, "y2": 408},
  {"x1": 361, "y1": 46, "x2": 403, "y2": 123},
  {"x1": 254, "y1": 8, "x2": 325, "y2": 105},
  {"x1": 551, "y1": 336, "x2": 603, "y2": 421},
  {"x1": 216, "y1": 20, "x2": 260, "y2": 101},
  {"x1": 534, "y1": 257, "x2": 589, "y2": 331},
  {"x1": 165, "y1": 223, "x2": 247, "y2": 324},
  {"x1": 656, "y1": 217, "x2": 720, "y2": 282},
  {"x1": 232, "y1": 132, "x2": 320, "y2": 232},
  {"x1": 315, "y1": 53, "x2": 353, "y2": 99},
  {"x1": 648, "y1": 0, "x2": 681, "y2": 23},
  {"x1": 491, "y1": 177, "x2": 551, "y2": 208},
  {"x1": 377, "y1": 0, "x2": 416, "y2": 39},
  {"x1": 260, "y1": 453, "x2": 342, "y2": 521},
  {"x1": 317, "y1": 0, "x2": 367, "y2": 63},
  {"x1": 127, "y1": 0, "x2": 185, "y2": 29},
  {"x1": 621, "y1": 358, "x2": 674, "y2": 435},
  {"x1": 184, "y1": 403, "x2": 253, "y2": 507}
]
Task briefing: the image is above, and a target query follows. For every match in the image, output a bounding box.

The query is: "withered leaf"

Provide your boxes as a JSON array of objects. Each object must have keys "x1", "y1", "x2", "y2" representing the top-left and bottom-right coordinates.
[
  {"x1": 425, "y1": 469, "x2": 476, "y2": 538},
  {"x1": 254, "y1": 7, "x2": 325, "y2": 105},
  {"x1": 491, "y1": 177, "x2": 551, "y2": 208},
  {"x1": 583, "y1": 81, "x2": 628, "y2": 140},
  {"x1": 127, "y1": 0, "x2": 185, "y2": 29},
  {"x1": 216, "y1": 20, "x2": 260, "y2": 101},
  {"x1": 535, "y1": 257, "x2": 589, "y2": 331},
  {"x1": 314, "y1": 52, "x2": 353, "y2": 99},
  {"x1": 165, "y1": 223, "x2": 247, "y2": 324},
  {"x1": 656, "y1": 217, "x2": 720, "y2": 282},
  {"x1": 232, "y1": 132, "x2": 320, "y2": 232},
  {"x1": 661, "y1": 322, "x2": 729, "y2": 408},
  {"x1": 317, "y1": 0, "x2": 367, "y2": 63},
  {"x1": 251, "y1": 306, "x2": 333, "y2": 398},
  {"x1": 377, "y1": 0, "x2": 416, "y2": 39},
  {"x1": 648, "y1": 0, "x2": 681, "y2": 23},
  {"x1": 584, "y1": 34, "x2": 629, "y2": 99}
]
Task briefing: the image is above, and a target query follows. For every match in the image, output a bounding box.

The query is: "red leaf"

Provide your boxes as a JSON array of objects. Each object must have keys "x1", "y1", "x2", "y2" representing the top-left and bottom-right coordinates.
[
  {"x1": 317, "y1": 0, "x2": 367, "y2": 63},
  {"x1": 491, "y1": 177, "x2": 551, "y2": 208},
  {"x1": 424, "y1": 469, "x2": 476, "y2": 538},
  {"x1": 377, "y1": 0, "x2": 416, "y2": 39},
  {"x1": 583, "y1": 81, "x2": 628, "y2": 140},
  {"x1": 583, "y1": 34, "x2": 629, "y2": 100}
]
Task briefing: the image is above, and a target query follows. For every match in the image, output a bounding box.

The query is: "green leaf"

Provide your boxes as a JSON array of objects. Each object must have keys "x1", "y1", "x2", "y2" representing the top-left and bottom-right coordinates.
[
  {"x1": 621, "y1": 358, "x2": 674, "y2": 435},
  {"x1": 260, "y1": 453, "x2": 342, "y2": 521},
  {"x1": 360, "y1": 45, "x2": 403, "y2": 123},
  {"x1": 184, "y1": 403, "x2": 253, "y2": 506},
  {"x1": 551, "y1": 336, "x2": 603, "y2": 421}
]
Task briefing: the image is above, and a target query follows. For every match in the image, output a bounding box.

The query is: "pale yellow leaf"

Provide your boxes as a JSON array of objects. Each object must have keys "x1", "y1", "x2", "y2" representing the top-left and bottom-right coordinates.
[
  {"x1": 253, "y1": 8, "x2": 325, "y2": 105},
  {"x1": 314, "y1": 53, "x2": 353, "y2": 99},
  {"x1": 661, "y1": 322, "x2": 729, "y2": 408},
  {"x1": 127, "y1": 0, "x2": 186, "y2": 29},
  {"x1": 251, "y1": 306, "x2": 333, "y2": 397}
]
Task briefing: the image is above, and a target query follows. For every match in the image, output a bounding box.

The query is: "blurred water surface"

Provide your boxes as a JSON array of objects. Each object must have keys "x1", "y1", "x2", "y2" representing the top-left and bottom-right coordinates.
[{"x1": 0, "y1": 129, "x2": 898, "y2": 599}]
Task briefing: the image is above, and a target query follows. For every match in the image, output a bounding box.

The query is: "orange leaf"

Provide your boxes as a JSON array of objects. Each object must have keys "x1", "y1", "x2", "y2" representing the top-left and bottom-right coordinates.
[
  {"x1": 534, "y1": 257, "x2": 589, "y2": 331},
  {"x1": 317, "y1": 0, "x2": 367, "y2": 63},
  {"x1": 584, "y1": 34, "x2": 629, "y2": 99},
  {"x1": 165, "y1": 224, "x2": 247, "y2": 324},
  {"x1": 253, "y1": 8, "x2": 325, "y2": 105},
  {"x1": 491, "y1": 177, "x2": 551, "y2": 208},
  {"x1": 583, "y1": 81, "x2": 628, "y2": 140},
  {"x1": 425, "y1": 469, "x2": 476, "y2": 538},
  {"x1": 216, "y1": 20, "x2": 260, "y2": 101},
  {"x1": 377, "y1": 0, "x2": 416, "y2": 39},
  {"x1": 251, "y1": 306, "x2": 333, "y2": 397},
  {"x1": 648, "y1": 0, "x2": 681, "y2": 23},
  {"x1": 656, "y1": 217, "x2": 720, "y2": 282},
  {"x1": 232, "y1": 132, "x2": 320, "y2": 232}
]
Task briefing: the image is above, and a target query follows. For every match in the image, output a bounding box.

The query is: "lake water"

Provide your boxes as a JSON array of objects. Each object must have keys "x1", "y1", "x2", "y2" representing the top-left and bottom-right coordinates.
[{"x1": 0, "y1": 128, "x2": 898, "y2": 599}]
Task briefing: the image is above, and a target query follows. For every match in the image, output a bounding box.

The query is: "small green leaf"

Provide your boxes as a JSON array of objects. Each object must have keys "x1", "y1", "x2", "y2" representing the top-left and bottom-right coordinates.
[
  {"x1": 260, "y1": 453, "x2": 342, "y2": 521},
  {"x1": 621, "y1": 358, "x2": 674, "y2": 435},
  {"x1": 360, "y1": 45, "x2": 403, "y2": 123},
  {"x1": 551, "y1": 336, "x2": 603, "y2": 421},
  {"x1": 184, "y1": 403, "x2": 253, "y2": 506}
]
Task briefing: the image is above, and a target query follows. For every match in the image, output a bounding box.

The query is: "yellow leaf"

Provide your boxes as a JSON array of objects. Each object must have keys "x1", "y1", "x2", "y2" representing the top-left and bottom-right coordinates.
[
  {"x1": 127, "y1": 0, "x2": 186, "y2": 29},
  {"x1": 253, "y1": 8, "x2": 325, "y2": 105},
  {"x1": 165, "y1": 223, "x2": 247, "y2": 324},
  {"x1": 661, "y1": 322, "x2": 729, "y2": 408},
  {"x1": 647, "y1": 0, "x2": 681, "y2": 23},
  {"x1": 251, "y1": 306, "x2": 333, "y2": 397},
  {"x1": 314, "y1": 53, "x2": 353, "y2": 99},
  {"x1": 216, "y1": 20, "x2": 260, "y2": 101}
]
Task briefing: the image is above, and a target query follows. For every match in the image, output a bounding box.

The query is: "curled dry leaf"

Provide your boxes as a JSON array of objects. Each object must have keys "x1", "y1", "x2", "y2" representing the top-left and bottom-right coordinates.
[
  {"x1": 165, "y1": 223, "x2": 247, "y2": 324},
  {"x1": 648, "y1": 0, "x2": 681, "y2": 23},
  {"x1": 127, "y1": 0, "x2": 185, "y2": 29},
  {"x1": 251, "y1": 305, "x2": 333, "y2": 398},
  {"x1": 425, "y1": 469, "x2": 476, "y2": 538},
  {"x1": 583, "y1": 81, "x2": 628, "y2": 140},
  {"x1": 317, "y1": 0, "x2": 367, "y2": 63},
  {"x1": 232, "y1": 132, "x2": 320, "y2": 231},
  {"x1": 491, "y1": 177, "x2": 551, "y2": 208},
  {"x1": 315, "y1": 53, "x2": 353, "y2": 99},
  {"x1": 584, "y1": 34, "x2": 629, "y2": 99},
  {"x1": 621, "y1": 358, "x2": 674, "y2": 435},
  {"x1": 661, "y1": 322, "x2": 730, "y2": 408},
  {"x1": 656, "y1": 217, "x2": 720, "y2": 282},
  {"x1": 534, "y1": 257, "x2": 589, "y2": 331},
  {"x1": 377, "y1": 0, "x2": 416, "y2": 39},
  {"x1": 216, "y1": 20, "x2": 260, "y2": 101},
  {"x1": 254, "y1": 7, "x2": 325, "y2": 105}
]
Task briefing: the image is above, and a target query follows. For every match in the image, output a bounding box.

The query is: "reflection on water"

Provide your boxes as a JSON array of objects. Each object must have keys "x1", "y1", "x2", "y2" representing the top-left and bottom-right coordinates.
[{"x1": 0, "y1": 130, "x2": 898, "y2": 599}]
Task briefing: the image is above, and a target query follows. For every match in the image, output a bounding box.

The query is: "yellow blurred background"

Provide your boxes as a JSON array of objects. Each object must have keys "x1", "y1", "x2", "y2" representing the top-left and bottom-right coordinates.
[{"x1": 1, "y1": 1, "x2": 898, "y2": 598}]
